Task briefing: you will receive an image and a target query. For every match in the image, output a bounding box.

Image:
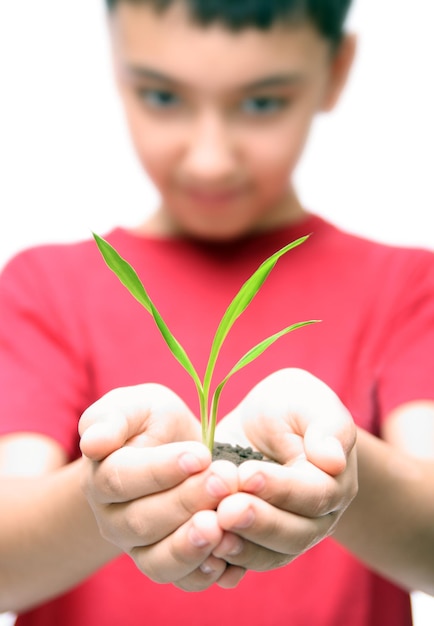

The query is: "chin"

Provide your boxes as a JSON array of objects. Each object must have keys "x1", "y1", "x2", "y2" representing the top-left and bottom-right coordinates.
[
  {"x1": 172, "y1": 208, "x2": 271, "y2": 243},
  {"x1": 180, "y1": 220, "x2": 259, "y2": 243}
]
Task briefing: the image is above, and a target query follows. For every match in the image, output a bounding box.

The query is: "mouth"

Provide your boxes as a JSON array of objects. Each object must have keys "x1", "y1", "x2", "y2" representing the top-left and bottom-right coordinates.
[{"x1": 184, "y1": 186, "x2": 245, "y2": 207}]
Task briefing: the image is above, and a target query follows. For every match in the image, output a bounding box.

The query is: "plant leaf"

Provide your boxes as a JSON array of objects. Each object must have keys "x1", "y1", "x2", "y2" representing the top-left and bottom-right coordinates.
[
  {"x1": 93, "y1": 233, "x2": 202, "y2": 389},
  {"x1": 223, "y1": 320, "x2": 320, "y2": 382},
  {"x1": 206, "y1": 319, "x2": 320, "y2": 449},
  {"x1": 203, "y1": 235, "x2": 310, "y2": 391}
]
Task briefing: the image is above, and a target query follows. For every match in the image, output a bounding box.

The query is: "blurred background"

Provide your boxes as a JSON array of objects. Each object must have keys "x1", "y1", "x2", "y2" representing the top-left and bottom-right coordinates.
[{"x1": 0, "y1": 1, "x2": 433, "y2": 624}]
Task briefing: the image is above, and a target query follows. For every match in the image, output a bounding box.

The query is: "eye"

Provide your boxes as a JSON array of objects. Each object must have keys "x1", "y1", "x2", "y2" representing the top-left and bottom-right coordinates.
[
  {"x1": 241, "y1": 96, "x2": 286, "y2": 116},
  {"x1": 137, "y1": 89, "x2": 180, "y2": 109}
]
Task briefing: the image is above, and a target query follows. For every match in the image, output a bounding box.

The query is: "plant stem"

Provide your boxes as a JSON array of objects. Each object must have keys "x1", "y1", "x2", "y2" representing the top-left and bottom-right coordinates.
[
  {"x1": 206, "y1": 381, "x2": 226, "y2": 451},
  {"x1": 197, "y1": 387, "x2": 208, "y2": 445}
]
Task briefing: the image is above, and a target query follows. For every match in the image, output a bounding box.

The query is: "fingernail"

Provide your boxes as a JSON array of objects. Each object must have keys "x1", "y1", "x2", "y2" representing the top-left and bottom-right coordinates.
[
  {"x1": 213, "y1": 535, "x2": 244, "y2": 558},
  {"x1": 179, "y1": 452, "x2": 205, "y2": 474},
  {"x1": 232, "y1": 507, "x2": 255, "y2": 530},
  {"x1": 189, "y1": 526, "x2": 209, "y2": 548},
  {"x1": 206, "y1": 474, "x2": 230, "y2": 498},
  {"x1": 226, "y1": 537, "x2": 244, "y2": 556},
  {"x1": 200, "y1": 560, "x2": 214, "y2": 574},
  {"x1": 242, "y1": 472, "x2": 265, "y2": 493}
]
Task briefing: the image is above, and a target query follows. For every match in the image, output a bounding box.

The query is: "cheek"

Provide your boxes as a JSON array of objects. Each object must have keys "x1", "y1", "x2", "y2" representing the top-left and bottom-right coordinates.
[
  {"x1": 248, "y1": 134, "x2": 300, "y2": 187},
  {"x1": 119, "y1": 94, "x2": 180, "y2": 184},
  {"x1": 249, "y1": 117, "x2": 313, "y2": 183},
  {"x1": 127, "y1": 121, "x2": 178, "y2": 186},
  {"x1": 134, "y1": 138, "x2": 168, "y2": 186}
]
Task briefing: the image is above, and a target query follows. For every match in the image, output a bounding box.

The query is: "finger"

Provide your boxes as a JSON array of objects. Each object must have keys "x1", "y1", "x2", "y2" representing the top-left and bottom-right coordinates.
[
  {"x1": 213, "y1": 532, "x2": 293, "y2": 572},
  {"x1": 92, "y1": 461, "x2": 238, "y2": 549},
  {"x1": 131, "y1": 510, "x2": 225, "y2": 586},
  {"x1": 217, "y1": 492, "x2": 339, "y2": 557},
  {"x1": 240, "y1": 369, "x2": 357, "y2": 474},
  {"x1": 174, "y1": 555, "x2": 228, "y2": 592},
  {"x1": 175, "y1": 558, "x2": 246, "y2": 592},
  {"x1": 82, "y1": 441, "x2": 211, "y2": 504},
  {"x1": 79, "y1": 383, "x2": 201, "y2": 460},
  {"x1": 214, "y1": 565, "x2": 247, "y2": 589},
  {"x1": 236, "y1": 455, "x2": 358, "y2": 518},
  {"x1": 303, "y1": 417, "x2": 355, "y2": 477}
]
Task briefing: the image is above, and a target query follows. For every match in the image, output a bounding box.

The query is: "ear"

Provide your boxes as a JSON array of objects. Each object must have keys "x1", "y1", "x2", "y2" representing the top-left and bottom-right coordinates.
[{"x1": 321, "y1": 33, "x2": 357, "y2": 112}]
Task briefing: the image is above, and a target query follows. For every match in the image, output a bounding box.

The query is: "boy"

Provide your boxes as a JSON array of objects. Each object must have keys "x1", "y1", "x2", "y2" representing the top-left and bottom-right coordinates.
[{"x1": 0, "y1": 1, "x2": 433, "y2": 625}]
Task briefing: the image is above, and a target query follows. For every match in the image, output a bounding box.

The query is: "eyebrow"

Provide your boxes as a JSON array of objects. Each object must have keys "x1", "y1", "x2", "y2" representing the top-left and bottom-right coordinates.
[{"x1": 125, "y1": 65, "x2": 304, "y2": 91}]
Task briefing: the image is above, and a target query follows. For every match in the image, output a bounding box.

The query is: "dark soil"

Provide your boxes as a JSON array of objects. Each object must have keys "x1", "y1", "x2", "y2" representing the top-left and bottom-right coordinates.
[{"x1": 212, "y1": 441, "x2": 277, "y2": 466}]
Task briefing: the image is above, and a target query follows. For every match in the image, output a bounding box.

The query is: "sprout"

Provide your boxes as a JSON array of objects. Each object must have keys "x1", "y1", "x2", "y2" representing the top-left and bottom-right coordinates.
[{"x1": 94, "y1": 233, "x2": 319, "y2": 452}]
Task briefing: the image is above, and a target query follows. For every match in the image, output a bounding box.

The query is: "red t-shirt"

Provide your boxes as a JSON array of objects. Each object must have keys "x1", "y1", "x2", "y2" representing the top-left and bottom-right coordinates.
[{"x1": 1, "y1": 213, "x2": 434, "y2": 625}]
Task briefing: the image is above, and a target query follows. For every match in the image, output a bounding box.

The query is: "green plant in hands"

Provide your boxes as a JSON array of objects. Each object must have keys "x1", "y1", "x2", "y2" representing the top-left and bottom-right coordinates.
[{"x1": 93, "y1": 233, "x2": 319, "y2": 452}]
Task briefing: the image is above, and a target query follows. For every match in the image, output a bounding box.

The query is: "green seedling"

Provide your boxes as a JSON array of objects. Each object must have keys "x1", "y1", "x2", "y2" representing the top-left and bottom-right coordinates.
[{"x1": 93, "y1": 233, "x2": 320, "y2": 452}]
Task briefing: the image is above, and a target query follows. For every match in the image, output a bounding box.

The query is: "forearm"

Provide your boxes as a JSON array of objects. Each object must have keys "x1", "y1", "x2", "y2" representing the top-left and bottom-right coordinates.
[
  {"x1": 0, "y1": 459, "x2": 120, "y2": 613},
  {"x1": 333, "y1": 427, "x2": 434, "y2": 595}
]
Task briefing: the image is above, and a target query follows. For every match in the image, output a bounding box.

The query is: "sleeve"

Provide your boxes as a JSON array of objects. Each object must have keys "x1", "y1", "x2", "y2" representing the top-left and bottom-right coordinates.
[
  {"x1": 377, "y1": 249, "x2": 434, "y2": 419},
  {"x1": 0, "y1": 247, "x2": 92, "y2": 460}
]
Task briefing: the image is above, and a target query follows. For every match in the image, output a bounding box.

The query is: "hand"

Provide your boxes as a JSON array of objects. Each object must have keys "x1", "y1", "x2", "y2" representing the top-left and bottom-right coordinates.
[
  {"x1": 79, "y1": 383, "x2": 244, "y2": 590},
  {"x1": 212, "y1": 368, "x2": 358, "y2": 574}
]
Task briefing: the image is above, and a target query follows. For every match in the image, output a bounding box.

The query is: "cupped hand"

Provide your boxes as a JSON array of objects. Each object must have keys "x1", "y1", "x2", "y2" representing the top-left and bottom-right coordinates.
[
  {"x1": 78, "y1": 371, "x2": 358, "y2": 589},
  {"x1": 212, "y1": 368, "x2": 358, "y2": 574},
  {"x1": 79, "y1": 383, "x2": 243, "y2": 590},
  {"x1": 79, "y1": 383, "x2": 202, "y2": 459}
]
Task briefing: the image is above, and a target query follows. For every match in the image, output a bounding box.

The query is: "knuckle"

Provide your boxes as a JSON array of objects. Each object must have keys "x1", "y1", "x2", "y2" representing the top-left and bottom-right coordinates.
[
  {"x1": 307, "y1": 479, "x2": 335, "y2": 517},
  {"x1": 317, "y1": 492, "x2": 335, "y2": 517},
  {"x1": 310, "y1": 466, "x2": 359, "y2": 517},
  {"x1": 285, "y1": 514, "x2": 325, "y2": 555},
  {"x1": 133, "y1": 544, "x2": 195, "y2": 586},
  {"x1": 145, "y1": 458, "x2": 173, "y2": 493},
  {"x1": 174, "y1": 559, "x2": 227, "y2": 591},
  {"x1": 295, "y1": 524, "x2": 323, "y2": 554},
  {"x1": 130, "y1": 547, "x2": 167, "y2": 583},
  {"x1": 175, "y1": 485, "x2": 200, "y2": 517},
  {"x1": 87, "y1": 503, "x2": 125, "y2": 547},
  {"x1": 97, "y1": 459, "x2": 125, "y2": 501},
  {"x1": 81, "y1": 460, "x2": 117, "y2": 506},
  {"x1": 142, "y1": 561, "x2": 171, "y2": 584},
  {"x1": 123, "y1": 505, "x2": 149, "y2": 540}
]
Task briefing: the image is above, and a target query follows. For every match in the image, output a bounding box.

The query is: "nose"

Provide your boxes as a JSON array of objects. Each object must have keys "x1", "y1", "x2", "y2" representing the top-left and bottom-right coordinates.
[{"x1": 181, "y1": 110, "x2": 237, "y2": 183}]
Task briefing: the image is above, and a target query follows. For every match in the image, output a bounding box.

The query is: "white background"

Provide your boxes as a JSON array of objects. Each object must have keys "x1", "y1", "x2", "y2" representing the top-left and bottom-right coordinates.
[{"x1": 0, "y1": 1, "x2": 433, "y2": 623}]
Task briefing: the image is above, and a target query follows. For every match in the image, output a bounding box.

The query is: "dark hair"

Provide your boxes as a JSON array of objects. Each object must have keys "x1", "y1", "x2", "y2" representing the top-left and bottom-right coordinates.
[{"x1": 105, "y1": 0, "x2": 352, "y2": 47}]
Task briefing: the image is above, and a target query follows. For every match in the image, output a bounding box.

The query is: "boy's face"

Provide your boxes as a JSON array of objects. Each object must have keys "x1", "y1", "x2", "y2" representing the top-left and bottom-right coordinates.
[{"x1": 110, "y1": 2, "x2": 352, "y2": 241}]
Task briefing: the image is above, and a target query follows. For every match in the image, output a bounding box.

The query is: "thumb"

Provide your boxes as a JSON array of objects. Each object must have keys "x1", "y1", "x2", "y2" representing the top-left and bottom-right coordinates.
[
  {"x1": 79, "y1": 416, "x2": 130, "y2": 461},
  {"x1": 79, "y1": 383, "x2": 201, "y2": 461},
  {"x1": 304, "y1": 427, "x2": 351, "y2": 476},
  {"x1": 236, "y1": 368, "x2": 357, "y2": 472}
]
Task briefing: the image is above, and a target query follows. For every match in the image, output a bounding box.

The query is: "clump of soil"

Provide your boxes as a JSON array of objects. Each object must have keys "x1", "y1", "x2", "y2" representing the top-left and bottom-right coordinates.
[{"x1": 212, "y1": 442, "x2": 277, "y2": 466}]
